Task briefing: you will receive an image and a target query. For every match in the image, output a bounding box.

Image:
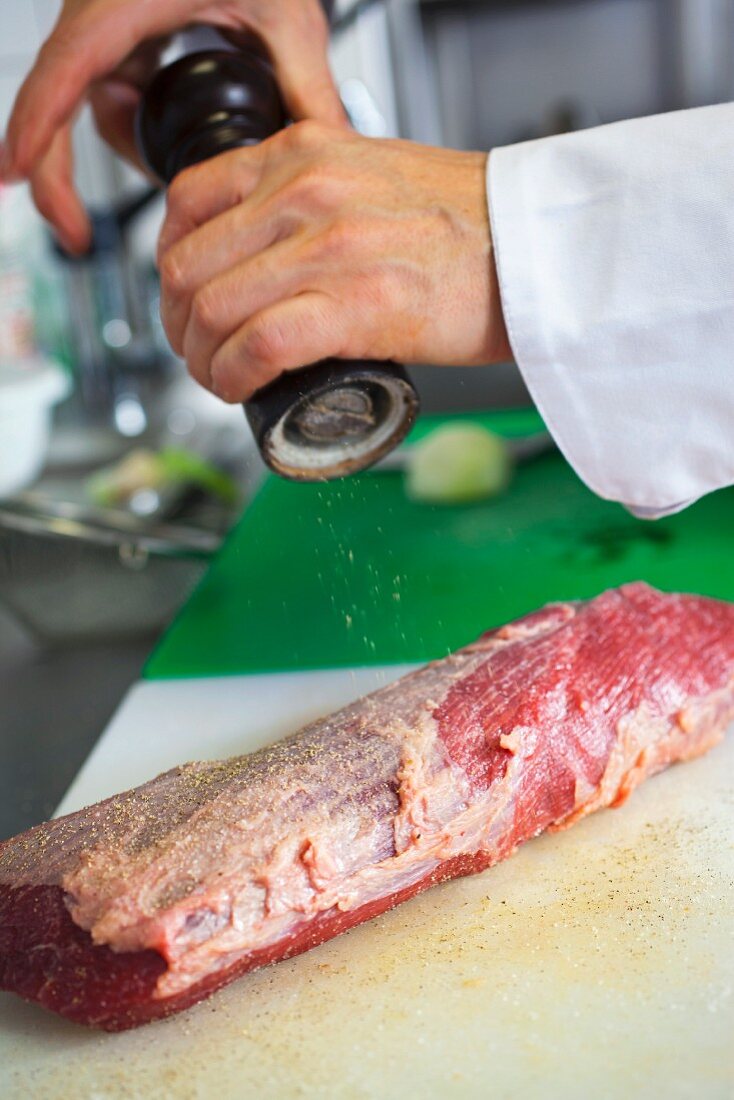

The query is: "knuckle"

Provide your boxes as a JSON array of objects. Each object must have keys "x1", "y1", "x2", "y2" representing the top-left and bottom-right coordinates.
[
  {"x1": 372, "y1": 263, "x2": 420, "y2": 312},
  {"x1": 222, "y1": 148, "x2": 257, "y2": 197},
  {"x1": 190, "y1": 287, "x2": 220, "y2": 335},
  {"x1": 320, "y1": 218, "x2": 356, "y2": 258},
  {"x1": 159, "y1": 251, "x2": 187, "y2": 298},
  {"x1": 285, "y1": 164, "x2": 334, "y2": 210},
  {"x1": 165, "y1": 172, "x2": 192, "y2": 216},
  {"x1": 365, "y1": 273, "x2": 397, "y2": 315},
  {"x1": 38, "y1": 21, "x2": 80, "y2": 62},
  {"x1": 245, "y1": 316, "x2": 290, "y2": 370},
  {"x1": 286, "y1": 119, "x2": 327, "y2": 151}
]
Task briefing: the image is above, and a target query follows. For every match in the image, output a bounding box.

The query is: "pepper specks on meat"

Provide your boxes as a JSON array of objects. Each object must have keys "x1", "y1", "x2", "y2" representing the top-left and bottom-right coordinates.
[{"x1": 1, "y1": 583, "x2": 733, "y2": 1030}]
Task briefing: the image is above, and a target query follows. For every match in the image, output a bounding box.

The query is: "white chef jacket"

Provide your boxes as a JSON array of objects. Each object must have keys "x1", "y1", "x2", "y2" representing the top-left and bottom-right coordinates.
[{"x1": 487, "y1": 102, "x2": 734, "y2": 519}]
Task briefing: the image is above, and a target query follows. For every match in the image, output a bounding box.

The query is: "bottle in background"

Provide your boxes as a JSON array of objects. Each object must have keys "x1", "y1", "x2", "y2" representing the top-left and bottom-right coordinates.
[{"x1": 0, "y1": 184, "x2": 70, "y2": 496}]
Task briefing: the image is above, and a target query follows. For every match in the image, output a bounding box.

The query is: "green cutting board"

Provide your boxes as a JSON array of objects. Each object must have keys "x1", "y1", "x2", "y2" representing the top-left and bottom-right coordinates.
[{"x1": 146, "y1": 410, "x2": 734, "y2": 679}]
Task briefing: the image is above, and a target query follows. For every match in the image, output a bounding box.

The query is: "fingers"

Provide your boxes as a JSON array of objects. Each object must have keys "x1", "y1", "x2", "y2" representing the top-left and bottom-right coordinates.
[
  {"x1": 210, "y1": 291, "x2": 345, "y2": 403},
  {"x1": 4, "y1": 0, "x2": 198, "y2": 179},
  {"x1": 28, "y1": 123, "x2": 90, "y2": 253},
  {"x1": 158, "y1": 123, "x2": 356, "y2": 360},
  {"x1": 179, "y1": 241, "x2": 313, "y2": 389},
  {"x1": 159, "y1": 199, "x2": 288, "y2": 351},
  {"x1": 88, "y1": 79, "x2": 143, "y2": 168},
  {"x1": 265, "y1": 11, "x2": 348, "y2": 127},
  {"x1": 2, "y1": 0, "x2": 197, "y2": 242},
  {"x1": 158, "y1": 121, "x2": 352, "y2": 260},
  {"x1": 6, "y1": 4, "x2": 124, "y2": 176},
  {"x1": 157, "y1": 145, "x2": 267, "y2": 261}
]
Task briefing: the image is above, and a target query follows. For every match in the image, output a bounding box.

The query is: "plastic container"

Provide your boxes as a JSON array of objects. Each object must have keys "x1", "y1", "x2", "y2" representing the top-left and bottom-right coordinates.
[
  {"x1": 0, "y1": 360, "x2": 70, "y2": 497},
  {"x1": 0, "y1": 184, "x2": 71, "y2": 496}
]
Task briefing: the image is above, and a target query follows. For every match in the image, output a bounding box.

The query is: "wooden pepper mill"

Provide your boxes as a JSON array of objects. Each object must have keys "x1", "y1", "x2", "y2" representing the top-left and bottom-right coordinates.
[{"x1": 135, "y1": 15, "x2": 419, "y2": 481}]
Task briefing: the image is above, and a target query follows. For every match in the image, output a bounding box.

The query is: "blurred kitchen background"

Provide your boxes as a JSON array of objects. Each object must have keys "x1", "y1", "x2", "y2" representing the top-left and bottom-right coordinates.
[{"x1": 2, "y1": 0, "x2": 734, "y2": 836}]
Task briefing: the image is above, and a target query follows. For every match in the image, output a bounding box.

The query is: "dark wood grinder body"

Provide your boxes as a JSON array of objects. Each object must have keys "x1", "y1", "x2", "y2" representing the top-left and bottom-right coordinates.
[{"x1": 135, "y1": 19, "x2": 419, "y2": 481}]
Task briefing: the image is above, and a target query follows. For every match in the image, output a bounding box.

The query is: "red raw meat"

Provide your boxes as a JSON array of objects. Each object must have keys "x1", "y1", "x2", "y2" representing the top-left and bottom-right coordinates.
[{"x1": 1, "y1": 583, "x2": 733, "y2": 1030}]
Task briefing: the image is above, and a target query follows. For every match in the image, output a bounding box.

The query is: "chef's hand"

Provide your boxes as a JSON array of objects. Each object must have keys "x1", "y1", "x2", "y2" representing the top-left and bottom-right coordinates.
[
  {"x1": 157, "y1": 124, "x2": 510, "y2": 401},
  {"x1": 0, "y1": 0, "x2": 344, "y2": 252}
]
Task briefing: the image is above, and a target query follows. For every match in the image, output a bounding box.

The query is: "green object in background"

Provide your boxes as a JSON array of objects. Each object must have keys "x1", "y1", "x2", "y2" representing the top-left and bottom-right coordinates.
[
  {"x1": 158, "y1": 447, "x2": 239, "y2": 504},
  {"x1": 146, "y1": 409, "x2": 734, "y2": 679},
  {"x1": 88, "y1": 446, "x2": 239, "y2": 507}
]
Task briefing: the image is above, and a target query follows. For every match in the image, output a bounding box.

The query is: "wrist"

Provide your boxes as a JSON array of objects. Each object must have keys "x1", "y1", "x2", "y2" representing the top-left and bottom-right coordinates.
[
  {"x1": 466, "y1": 150, "x2": 512, "y2": 365},
  {"x1": 487, "y1": 226, "x2": 512, "y2": 363}
]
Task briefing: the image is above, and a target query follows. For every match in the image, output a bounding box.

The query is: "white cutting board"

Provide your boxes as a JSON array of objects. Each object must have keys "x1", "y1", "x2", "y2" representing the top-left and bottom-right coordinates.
[{"x1": 1, "y1": 669, "x2": 733, "y2": 1100}]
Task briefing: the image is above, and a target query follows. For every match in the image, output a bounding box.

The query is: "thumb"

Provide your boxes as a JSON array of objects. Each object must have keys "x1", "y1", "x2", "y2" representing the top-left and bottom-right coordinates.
[{"x1": 264, "y1": 12, "x2": 348, "y2": 127}]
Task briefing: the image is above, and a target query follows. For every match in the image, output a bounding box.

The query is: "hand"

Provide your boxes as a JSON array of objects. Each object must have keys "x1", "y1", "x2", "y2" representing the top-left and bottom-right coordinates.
[
  {"x1": 0, "y1": 0, "x2": 344, "y2": 252},
  {"x1": 157, "y1": 123, "x2": 510, "y2": 402}
]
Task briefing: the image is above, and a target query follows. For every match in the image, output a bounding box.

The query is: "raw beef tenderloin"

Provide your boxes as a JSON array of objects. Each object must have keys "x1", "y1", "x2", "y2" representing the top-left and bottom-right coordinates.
[{"x1": 1, "y1": 583, "x2": 733, "y2": 1030}]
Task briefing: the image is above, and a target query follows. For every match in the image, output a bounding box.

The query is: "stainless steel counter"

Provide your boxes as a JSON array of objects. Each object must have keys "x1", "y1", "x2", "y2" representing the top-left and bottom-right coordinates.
[{"x1": 0, "y1": 607, "x2": 154, "y2": 839}]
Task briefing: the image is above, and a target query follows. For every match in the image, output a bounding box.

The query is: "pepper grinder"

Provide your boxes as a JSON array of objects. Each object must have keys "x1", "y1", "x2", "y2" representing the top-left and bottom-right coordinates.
[{"x1": 136, "y1": 27, "x2": 419, "y2": 481}]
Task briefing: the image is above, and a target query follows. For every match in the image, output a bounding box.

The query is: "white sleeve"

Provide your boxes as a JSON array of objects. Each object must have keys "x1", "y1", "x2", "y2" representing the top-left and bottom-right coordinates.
[{"x1": 486, "y1": 103, "x2": 734, "y2": 519}]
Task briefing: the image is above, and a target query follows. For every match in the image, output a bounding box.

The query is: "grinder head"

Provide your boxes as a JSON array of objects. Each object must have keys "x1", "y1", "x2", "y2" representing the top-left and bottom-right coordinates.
[{"x1": 246, "y1": 360, "x2": 419, "y2": 481}]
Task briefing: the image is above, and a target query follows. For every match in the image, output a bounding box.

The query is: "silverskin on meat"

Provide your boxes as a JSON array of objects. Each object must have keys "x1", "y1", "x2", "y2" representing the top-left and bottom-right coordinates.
[{"x1": 1, "y1": 583, "x2": 733, "y2": 1030}]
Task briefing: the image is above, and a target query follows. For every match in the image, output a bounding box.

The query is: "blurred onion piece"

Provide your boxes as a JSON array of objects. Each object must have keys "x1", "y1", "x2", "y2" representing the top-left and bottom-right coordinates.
[{"x1": 406, "y1": 423, "x2": 513, "y2": 505}]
